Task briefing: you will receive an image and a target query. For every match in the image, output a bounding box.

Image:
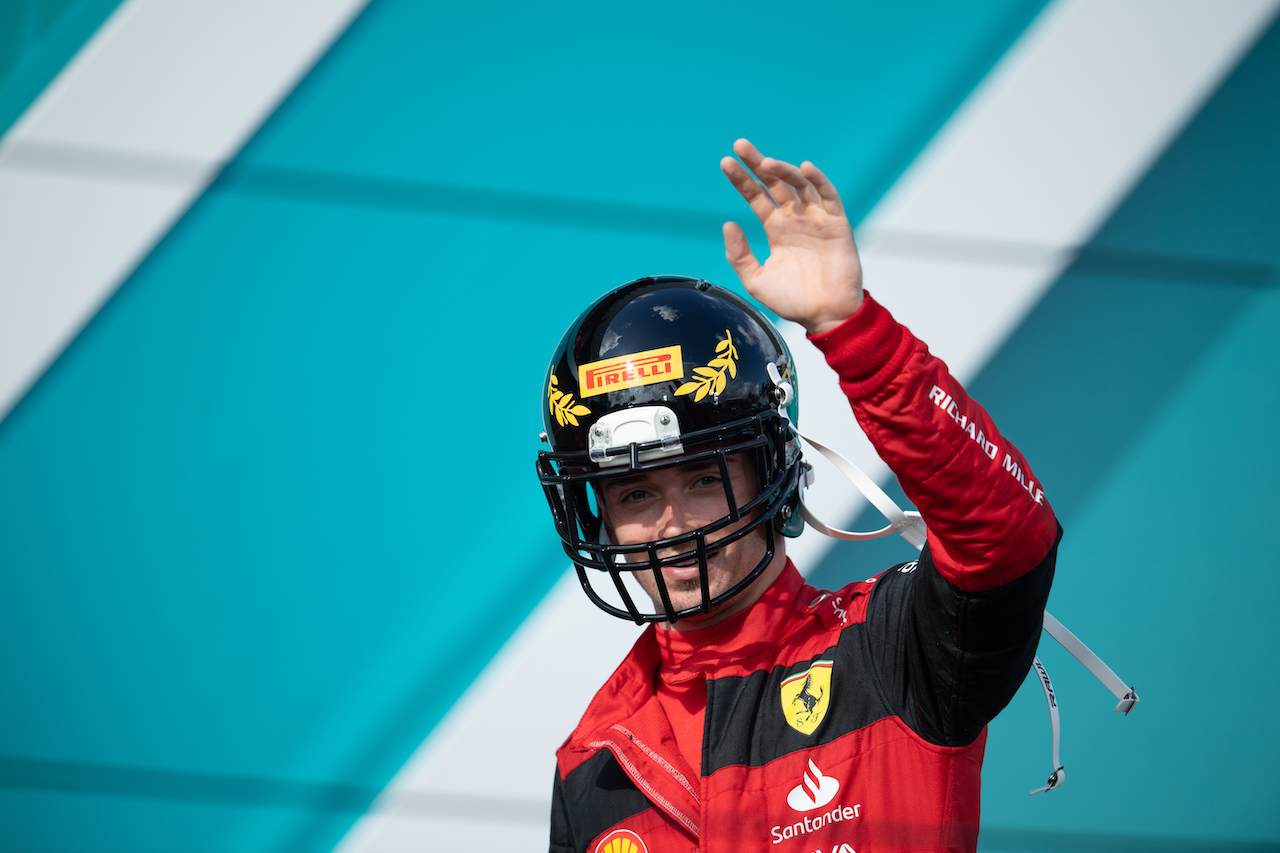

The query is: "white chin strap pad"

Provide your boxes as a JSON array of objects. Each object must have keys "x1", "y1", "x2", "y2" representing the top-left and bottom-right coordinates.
[{"x1": 589, "y1": 405, "x2": 684, "y2": 467}]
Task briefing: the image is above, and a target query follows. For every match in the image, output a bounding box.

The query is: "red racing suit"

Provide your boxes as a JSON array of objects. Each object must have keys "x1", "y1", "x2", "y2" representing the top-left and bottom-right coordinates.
[{"x1": 550, "y1": 293, "x2": 1060, "y2": 853}]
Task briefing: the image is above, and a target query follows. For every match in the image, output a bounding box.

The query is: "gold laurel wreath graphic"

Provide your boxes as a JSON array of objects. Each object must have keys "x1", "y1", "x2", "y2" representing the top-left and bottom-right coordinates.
[
  {"x1": 675, "y1": 330, "x2": 737, "y2": 402},
  {"x1": 548, "y1": 375, "x2": 591, "y2": 427}
]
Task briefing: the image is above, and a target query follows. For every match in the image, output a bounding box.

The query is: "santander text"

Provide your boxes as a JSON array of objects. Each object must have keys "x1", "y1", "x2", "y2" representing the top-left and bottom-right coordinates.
[{"x1": 771, "y1": 804, "x2": 862, "y2": 844}]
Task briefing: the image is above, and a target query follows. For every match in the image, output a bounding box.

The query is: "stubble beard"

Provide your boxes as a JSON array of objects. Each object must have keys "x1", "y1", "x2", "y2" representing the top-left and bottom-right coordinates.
[{"x1": 647, "y1": 530, "x2": 769, "y2": 615}]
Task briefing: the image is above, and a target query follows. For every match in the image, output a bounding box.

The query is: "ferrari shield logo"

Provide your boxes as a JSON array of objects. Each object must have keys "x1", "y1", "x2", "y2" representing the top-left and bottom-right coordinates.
[{"x1": 780, "y1": 660, "x2": 833, "y2": 735}]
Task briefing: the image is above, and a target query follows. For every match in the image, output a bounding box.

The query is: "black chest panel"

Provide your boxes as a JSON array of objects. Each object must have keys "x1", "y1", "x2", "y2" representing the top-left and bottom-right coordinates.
[
  {"x1": 702, "y1": 624, "x2": 890, "y2": 774},
  {"x1": 703, "y1": 536, "x2": 1059, "y2": 771}
]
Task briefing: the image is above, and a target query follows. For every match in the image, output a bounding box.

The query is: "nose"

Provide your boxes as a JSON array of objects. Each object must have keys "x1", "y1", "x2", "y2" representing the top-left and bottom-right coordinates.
[{"x1": 655, "y1": 490, "x2": 699, "y2": 542}]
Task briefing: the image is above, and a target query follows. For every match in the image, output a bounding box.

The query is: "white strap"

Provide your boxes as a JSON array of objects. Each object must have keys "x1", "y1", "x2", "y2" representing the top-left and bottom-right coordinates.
[
  {"x1": 1042, "y1": 612, "x2": 1139, "y2": 714},
  {"x1": 793, "y1": 426, "x2": 928, "y2": 550},
  {"x1": 1028, "y1": 655, "x2": 1065, "y2": 795}
]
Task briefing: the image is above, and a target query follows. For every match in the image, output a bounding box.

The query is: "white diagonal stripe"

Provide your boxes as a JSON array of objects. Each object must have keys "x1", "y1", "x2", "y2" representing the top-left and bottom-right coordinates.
[{"x1": 0, "y1": 0, "x2": 370, "y2": 424}]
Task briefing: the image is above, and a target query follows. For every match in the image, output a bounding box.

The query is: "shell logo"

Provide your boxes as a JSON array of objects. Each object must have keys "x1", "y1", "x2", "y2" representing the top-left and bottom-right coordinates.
[{"x1": 594, "y1": 828, "x2": 648, "y2": 853}]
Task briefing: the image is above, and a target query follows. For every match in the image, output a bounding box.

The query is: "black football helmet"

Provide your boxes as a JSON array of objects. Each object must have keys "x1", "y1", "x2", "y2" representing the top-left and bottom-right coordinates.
[{"x1": 536, "y1": 275, "x2": 804, "y2": 624}]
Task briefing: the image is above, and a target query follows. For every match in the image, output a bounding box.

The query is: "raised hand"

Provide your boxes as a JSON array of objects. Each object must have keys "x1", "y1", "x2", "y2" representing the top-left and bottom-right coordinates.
[{"x1": 721, "y1": 139, "x2": 864, "y2": 337}]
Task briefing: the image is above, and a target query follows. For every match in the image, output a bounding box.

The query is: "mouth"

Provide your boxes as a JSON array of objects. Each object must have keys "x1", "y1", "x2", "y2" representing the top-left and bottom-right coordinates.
[{"x1": 659, "y1": 554, "x2": 709, "y2": 583}]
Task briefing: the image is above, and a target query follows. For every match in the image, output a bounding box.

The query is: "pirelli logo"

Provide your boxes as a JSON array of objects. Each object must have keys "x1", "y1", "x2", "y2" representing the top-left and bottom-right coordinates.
[{"x1": 578, "y1": 345, "x2": 683, "y2": 398}]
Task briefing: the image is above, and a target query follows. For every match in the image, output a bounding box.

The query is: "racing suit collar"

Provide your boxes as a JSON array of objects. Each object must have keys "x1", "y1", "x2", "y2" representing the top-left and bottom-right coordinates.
[{"x1": 654, "y1": 559, "x2": 807, "y2": 684}]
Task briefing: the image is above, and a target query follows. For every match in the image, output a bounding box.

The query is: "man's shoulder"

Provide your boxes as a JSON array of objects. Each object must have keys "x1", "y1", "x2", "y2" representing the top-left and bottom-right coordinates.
[{"x1": 793, "y1": 571, "x2": 883, "y2": 631}]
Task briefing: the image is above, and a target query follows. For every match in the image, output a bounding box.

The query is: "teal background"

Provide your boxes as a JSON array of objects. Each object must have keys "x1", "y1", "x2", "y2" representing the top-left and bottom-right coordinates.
[{"x1": 3, "y1": 1, "x2": 1279, "y2": 851}]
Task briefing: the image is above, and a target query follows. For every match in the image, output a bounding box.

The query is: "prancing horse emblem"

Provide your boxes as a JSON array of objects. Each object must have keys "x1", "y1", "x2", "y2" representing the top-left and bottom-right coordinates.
[{"x1": 780, "y1": 660, "x2": 833, "y2": 735}]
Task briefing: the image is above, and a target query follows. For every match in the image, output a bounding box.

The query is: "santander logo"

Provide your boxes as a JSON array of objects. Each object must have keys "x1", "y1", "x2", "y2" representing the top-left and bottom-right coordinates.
[{"x1": 787, "y1": 759, "x2": 840, "y2": 811}]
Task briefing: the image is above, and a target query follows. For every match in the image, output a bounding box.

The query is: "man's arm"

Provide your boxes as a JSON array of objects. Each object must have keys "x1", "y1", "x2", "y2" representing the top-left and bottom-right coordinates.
[
  {"x1": 722, "y1": 140, "x2": 1059, "y2": 740},
  {"x1": 807, "y1": 294, "x2": 1057, "y2": 588},
  {"x1": 808, "y1": 295, "x2": 1059, "y2": 743},
  {"x1": 720, "y1": 138, "x2": 1057, "y2": 585}
]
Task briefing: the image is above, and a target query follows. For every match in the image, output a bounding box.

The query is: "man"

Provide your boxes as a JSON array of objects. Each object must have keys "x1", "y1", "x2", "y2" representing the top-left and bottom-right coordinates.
[{"x1": 537, "y1": 140, "x2": 1059, "y2": 852}]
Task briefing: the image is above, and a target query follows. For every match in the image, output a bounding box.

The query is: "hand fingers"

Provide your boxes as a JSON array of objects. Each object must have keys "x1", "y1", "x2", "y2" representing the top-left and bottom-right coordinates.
[
  {"x1": 723, "y1": 221, "x2": 761, "y2": 283},
  {"x1": 721, "y1": 156, "x2": 778, "y2": 223},
  {"x1": 732, "y1": 138, "x2": 799, "y2": 206},
  {"x1": 760, "y1": 156, "x2": 822, "y2": 206},
  {"x1": 735, "y1": 138, "x2": 831, "y2": 208},
  {"x1": 728, "y1": 139, "x2": 849, "y2": 222},
  {"x1": 800, "y1": 160, "x2": 845, "y2": 216}
]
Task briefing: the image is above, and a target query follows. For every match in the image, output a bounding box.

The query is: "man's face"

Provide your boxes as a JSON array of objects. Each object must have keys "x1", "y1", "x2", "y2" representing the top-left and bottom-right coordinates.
[{"x1": 598, "y1": 452, "x2": 777, "y2": 628}]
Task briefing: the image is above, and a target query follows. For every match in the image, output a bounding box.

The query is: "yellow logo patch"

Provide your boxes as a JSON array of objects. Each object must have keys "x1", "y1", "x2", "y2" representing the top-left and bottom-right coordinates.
[
  {"x1": 594, "y1": 828, "x2": 648, "y2": 853},
  {"x1": 547, "y1": 375, "x2": 591, "y2": 427},
  {"x1": 780, "y1": 660, "x2": 833, "y2": 735},
  {"x1": 578, "y1": 345, "x2": 683, "y2": 398},
  {"x1": 675, "y1": 329, "x2": 738, "y2": 401}
]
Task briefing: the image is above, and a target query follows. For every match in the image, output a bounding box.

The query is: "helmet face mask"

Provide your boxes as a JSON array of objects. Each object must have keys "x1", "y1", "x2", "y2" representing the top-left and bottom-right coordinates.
[{"x1": 537, "y1": 276, "x2": 803, "y2": 624}]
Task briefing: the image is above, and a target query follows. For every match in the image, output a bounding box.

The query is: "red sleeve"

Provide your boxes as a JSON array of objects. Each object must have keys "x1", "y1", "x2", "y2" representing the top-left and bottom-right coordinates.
[{"x1": 807, "y1": 292, "x2": 1058, "y2": 591}]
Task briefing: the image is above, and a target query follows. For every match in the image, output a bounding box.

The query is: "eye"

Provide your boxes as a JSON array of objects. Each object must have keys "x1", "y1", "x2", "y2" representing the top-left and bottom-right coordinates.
[{"x1": 619, "y1": 488, "x2": 649, "y2": 504}]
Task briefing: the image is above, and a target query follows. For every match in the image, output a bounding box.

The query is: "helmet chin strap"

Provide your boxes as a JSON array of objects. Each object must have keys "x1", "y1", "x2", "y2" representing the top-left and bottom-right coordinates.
[
  {"x1": 766, "y1": 363, "x2": 926, "y2": 547},
  {"x1": 766, "y1": 363, "x2": 1138, "y2": 795},
  {"x1": 793, "y1": 428, "x2": 928, "y2": 550}
]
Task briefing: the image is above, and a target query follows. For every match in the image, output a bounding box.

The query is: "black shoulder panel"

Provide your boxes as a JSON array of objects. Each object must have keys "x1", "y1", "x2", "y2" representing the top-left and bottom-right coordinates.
[
  {"x1": 702, "y1": 624, "x2": 892, "y2": 774},
  {"x1": 551, "y1": 752, "x2": 653, "y2": 852},
  {"x1": 865, "y1": 526, "x2": 1061, "y2": 746}
]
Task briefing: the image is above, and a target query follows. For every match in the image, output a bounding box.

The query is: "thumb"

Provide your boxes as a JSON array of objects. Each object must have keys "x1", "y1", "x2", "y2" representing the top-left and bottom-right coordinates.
[{"x1": 723, "y1": 221, "x2": 761, "y2": 284}]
